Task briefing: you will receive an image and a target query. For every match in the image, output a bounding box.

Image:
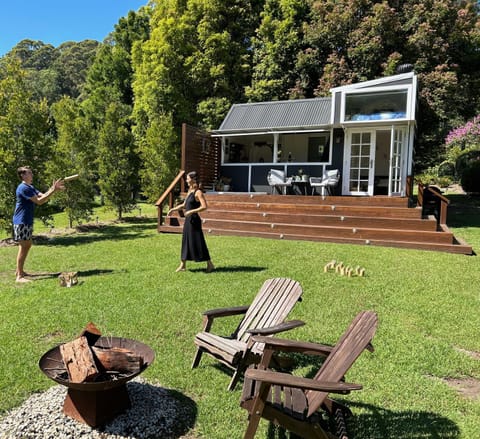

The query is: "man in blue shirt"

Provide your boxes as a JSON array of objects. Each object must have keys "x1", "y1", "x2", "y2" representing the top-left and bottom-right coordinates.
[{"x1": 13, "y1": 166, "x2": 64, "y2": 283}]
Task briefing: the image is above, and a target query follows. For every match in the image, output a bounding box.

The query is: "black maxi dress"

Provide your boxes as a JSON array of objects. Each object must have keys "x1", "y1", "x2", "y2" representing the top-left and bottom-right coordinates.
[{"x1": 181, "y1": 191, "x2": 211, "y2": 262}]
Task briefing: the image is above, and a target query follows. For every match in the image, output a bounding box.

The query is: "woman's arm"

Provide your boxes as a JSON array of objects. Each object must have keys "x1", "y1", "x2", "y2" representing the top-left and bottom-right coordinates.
[{"x1": 168, "y1": 201, "x2": 186, "y2": 215}]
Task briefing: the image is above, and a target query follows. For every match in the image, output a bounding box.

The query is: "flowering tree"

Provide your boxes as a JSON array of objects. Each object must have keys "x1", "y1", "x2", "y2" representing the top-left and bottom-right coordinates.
[
  {"x1": 443, "y1": 115, "x2": 480, "y2": 184},
  {"x1": 445, "y1": 115, "x2": 480, "y2": 160}
]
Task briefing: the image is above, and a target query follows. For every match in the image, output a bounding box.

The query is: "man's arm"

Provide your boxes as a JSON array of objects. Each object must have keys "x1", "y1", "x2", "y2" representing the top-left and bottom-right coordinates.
[{"x1": 30, "y1": 179, "x2": 64, "y2": 205}]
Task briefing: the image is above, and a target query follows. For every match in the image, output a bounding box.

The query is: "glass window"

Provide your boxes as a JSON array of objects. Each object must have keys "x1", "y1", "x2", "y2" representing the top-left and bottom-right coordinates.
[
  {"x1": 308, "y1": 135, "x2": 330, "y2": 162},
  {"x1": 345, "y1": 90, "x2": 408, "y2": 122}
]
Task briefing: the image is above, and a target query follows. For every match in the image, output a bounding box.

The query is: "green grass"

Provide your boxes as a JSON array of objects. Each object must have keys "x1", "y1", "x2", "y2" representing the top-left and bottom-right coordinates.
[{"x1": 0, "y1": 197, "x2": 479, "y2": 438}]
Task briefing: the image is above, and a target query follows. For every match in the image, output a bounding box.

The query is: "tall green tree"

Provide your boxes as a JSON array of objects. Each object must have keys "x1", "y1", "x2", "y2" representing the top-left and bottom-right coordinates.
[
  {"x1": 80, "y1": 7, "x2": 151, "y2": 202},
  {"x1": 49, "y1": 97, "x2": 96, "y2": 228},
  {"x1": 96, "y1": 101, "x2": 137, "y2": 219},
  {"x1": 5, "y1": 39, "x2": 100, "y2": 103},
  {"x1": 0, "y1": 59, "x2": 54, "y2": 233},
  {"x1": 245, "y1": 0, "x2": 310, "y2": 102},
  {"x1": 290, "y1": 0, "x2": 480, "y2": 168},
  {"x1": 132, "y1": 0, "x2": 263, "y2": 197},
  {"x1": 137, "y1": 112, "x2": 178, "y2": 202}
]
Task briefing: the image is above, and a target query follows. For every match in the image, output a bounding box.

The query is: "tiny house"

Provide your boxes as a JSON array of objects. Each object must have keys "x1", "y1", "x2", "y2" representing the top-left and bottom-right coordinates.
[{"x1": 211, "y1": 71, "x2": 417, "y2": 196}]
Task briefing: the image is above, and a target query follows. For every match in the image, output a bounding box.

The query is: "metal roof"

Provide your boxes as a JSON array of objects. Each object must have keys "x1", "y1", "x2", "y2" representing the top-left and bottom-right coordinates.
[{"x1": 214, "y1": 97, "x2": 332, "y2": 134}]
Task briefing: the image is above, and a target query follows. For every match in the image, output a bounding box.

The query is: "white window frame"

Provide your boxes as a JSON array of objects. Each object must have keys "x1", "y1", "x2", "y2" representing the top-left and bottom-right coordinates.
[{"x1": 340, "y1": 84, "x2": 414, "y2": 125}]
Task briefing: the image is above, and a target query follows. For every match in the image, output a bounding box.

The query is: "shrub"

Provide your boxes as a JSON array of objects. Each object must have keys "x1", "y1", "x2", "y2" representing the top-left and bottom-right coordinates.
[
  {"x1": 437, "y1": 176, "x2": 453, "y2": 188},
  {"x1": 455, "y1": 149, "x2": 480, "y2": 178},
  {"x1": 460, "y1": 160, "x2": 480, "y2": 193},
  {"x1": 437, "y1": 160, "x2": 455, "y2": 177}
]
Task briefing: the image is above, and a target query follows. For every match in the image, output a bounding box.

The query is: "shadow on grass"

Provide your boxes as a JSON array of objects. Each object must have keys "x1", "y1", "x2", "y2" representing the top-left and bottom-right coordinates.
[
  {"x1": 446, "y1": 194, "x2": 480, "y2": 228},
  {"x1": 188, "y1": 265, "x2": 267, "y2": 273},
  {"x1": 347, "y1": 401, "x2": 460, "y2": 439},
  {"x1": 22, "y1": 269, "x2": 118, "y2": 281},
  {"x1": 261, "y1": 401, "x2": 460, "y2": 439},
  {"x1": 78, "y1": 268, "x2": 117, "y2": 277},
  {"x1": 35, "y1": 220, "x2": 157, "y2": 247}
]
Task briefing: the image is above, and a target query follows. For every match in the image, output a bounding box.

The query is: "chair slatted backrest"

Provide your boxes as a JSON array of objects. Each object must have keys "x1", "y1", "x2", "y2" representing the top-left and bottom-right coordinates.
[
  {"x1": 268, "y1": 169, "x2": 286, "y2": 185},
  {"x1": 236, "y1": 278, "x2": 303, "y2": 343},
  {"x1": 306, "y1": 311, "x2": 378, "y2": 417}
]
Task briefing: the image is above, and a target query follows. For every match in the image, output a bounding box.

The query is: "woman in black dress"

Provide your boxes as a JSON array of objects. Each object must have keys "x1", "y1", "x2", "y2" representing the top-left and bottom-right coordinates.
[{"x1": 168, "y1": 171, "x2": 215, "y2": 273}]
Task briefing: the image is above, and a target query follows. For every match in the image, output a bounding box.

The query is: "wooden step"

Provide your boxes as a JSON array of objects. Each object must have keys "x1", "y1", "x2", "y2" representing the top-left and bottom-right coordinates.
[
  {"x1": 162, "y1": 216, "x2": 453, "y2": 244},
  {"x1": 204, "y1": 193, "x2": 409, "y2": 207},
  {"x1": 158, "y1": 224, "x2": 472, "y2": 255},
  {"x1": 158, "y1": 194, "x2": 473, "y2": 255},
  {"x1": 200, "y1": 210, "x2": 437, "y2": 231},
  {"x1": 206, "y1": 201, "x2": 422, "y2": 219},
  {"x1": 197, "y1": 218, "x2": 454, "y2": 244}
]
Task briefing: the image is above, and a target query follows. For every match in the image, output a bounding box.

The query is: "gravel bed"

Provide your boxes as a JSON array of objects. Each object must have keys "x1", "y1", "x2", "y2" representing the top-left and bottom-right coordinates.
[{"x1": 0, "y1": 378, "x2": 194, "y2": 439}]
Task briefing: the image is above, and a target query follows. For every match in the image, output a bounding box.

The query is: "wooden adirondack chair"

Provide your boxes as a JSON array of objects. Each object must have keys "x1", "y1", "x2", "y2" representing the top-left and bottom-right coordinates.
[
  {"x1": 240, "y1": 310, "x2": 378, "y2": 439},
  {"x1": 192, "y1": 278, "x2": 305, "y2": 391}
]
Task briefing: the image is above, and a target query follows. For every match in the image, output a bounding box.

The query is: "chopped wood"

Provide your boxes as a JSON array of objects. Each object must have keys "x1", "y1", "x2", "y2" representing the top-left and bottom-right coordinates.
[
  {"x1": 60, "y1": 336, "x2": 99, "y2": 383},
  {"x1": 79, "y1": 322, "x2": 102, "y2": 346},
  {"x1": 91, "y1": 346, "x2": 143, "y2": 374}
]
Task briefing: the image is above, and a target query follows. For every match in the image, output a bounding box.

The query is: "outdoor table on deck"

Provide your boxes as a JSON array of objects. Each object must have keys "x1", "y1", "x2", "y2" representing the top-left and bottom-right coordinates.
[{"x1": 291, "y1": 178, "x2": 310, "y2": 195}]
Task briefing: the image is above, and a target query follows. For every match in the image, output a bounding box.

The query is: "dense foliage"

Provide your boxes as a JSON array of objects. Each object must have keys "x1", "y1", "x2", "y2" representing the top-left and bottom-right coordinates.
[{"x1": 1, "y1": 0, "x2": 480, "y2": 230}]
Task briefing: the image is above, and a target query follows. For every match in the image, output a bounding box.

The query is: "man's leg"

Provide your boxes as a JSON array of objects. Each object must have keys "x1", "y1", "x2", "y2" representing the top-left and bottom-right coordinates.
[{"x1": 16, "y1": 239, "x2": 32, "y2": 282}]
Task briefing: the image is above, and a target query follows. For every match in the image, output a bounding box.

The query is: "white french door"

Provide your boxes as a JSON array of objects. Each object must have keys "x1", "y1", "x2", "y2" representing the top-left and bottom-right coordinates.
[
  {"x1": 389, "y1": 127, "x2": 407, "y2": 195},
  {"x1": 343, "y1": 130, "x2": 376, "y2": 196}
]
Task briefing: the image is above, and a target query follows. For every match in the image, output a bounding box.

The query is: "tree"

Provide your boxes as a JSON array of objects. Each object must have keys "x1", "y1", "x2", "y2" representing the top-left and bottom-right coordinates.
[
  {"x1": 0, "y1": 59, "x2": 54, "y2": 233},
  {"x1": 80, "y1": 7, "x2": 151, "y2": 205},
  {"x1": 246, "y1": 0, "x2": 309, "y2": 102},
  {"x1": 132, "y1": 0, "x2": 264, "y2": 198},
  {"x1": 293, "y1": 0, "x2": 480, "y2": 168},
  {"x1": 137, "y1": 112, "x2": 179, "y2": 202},
  {"x1": 53, "y1": 40, "x2": 100, "y2": 99},
  {"x1": 6, "y1": 39, "x2": 100, "y2": 103},
  {"x1": 96, "y1": 101, "x2": 137, "y2": 219},
  {"x1": 49, "y1": 97, "x2": 96, "y2": 228}
]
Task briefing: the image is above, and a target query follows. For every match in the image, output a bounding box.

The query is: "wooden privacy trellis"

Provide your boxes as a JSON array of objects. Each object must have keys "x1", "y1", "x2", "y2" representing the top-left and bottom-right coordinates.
[
  {"x1": 182, "y1": 123, "x2": 221, "y2": 191},
  {"x1": 155, "y1": 124, "x2": 221, "y2": 228}
]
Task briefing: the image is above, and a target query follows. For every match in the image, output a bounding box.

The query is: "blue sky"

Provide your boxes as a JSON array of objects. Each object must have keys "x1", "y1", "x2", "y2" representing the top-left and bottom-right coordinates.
[{"x1": 0, "y1": 0, "x2": 147, "y2": 57}]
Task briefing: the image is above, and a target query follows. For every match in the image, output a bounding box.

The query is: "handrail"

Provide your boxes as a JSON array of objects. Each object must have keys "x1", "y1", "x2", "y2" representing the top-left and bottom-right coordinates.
[
  {"x1": 417, "y1": 182, "x2": 450, "y2": 225},
  {"x1": 155, "y1": 170, "x2": 185, "y2": 228}
]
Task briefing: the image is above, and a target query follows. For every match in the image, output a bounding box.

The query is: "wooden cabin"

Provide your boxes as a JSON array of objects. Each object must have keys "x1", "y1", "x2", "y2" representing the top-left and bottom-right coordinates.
[{"x1": 156, "y1": 72, "x2": 473, "y2": 255}]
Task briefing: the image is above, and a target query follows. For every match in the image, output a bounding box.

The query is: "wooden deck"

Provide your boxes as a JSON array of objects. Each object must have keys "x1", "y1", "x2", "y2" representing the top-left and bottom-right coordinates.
[{"x1": 158, "y1": 193, "x2": 473, "y2": 255}]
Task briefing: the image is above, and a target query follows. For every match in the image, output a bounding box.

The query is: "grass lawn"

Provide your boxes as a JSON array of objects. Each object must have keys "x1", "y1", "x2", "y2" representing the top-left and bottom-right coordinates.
[{"x1": 0, "y1": 197, "x2": 479, "y2": 438}]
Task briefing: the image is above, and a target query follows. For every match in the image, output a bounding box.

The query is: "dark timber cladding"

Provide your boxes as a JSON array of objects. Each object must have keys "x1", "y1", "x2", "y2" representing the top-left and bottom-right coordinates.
[{"x1": 182, "y1": 123, "x2": 221, "y2": 190}]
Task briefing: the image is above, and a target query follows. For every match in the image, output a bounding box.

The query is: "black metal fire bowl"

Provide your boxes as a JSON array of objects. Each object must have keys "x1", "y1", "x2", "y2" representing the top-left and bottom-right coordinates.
[{"x1": 39, "y1": 336, "x2": 155, "y2": 427}]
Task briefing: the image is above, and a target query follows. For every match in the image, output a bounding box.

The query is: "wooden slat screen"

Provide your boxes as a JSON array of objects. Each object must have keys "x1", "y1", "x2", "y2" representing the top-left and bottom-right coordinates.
[{"x1": 182, "y1": 123, "x2": 221, "y2": 191}]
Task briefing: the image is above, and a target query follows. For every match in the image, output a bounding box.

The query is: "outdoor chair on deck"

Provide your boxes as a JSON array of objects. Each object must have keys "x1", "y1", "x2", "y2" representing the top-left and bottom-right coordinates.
[
  {"x1": 310, "y1": 170, "x2": 340, "y2": 196},
  {"x1": 192, "y1": 278, "x2": 304, "y2": 391},
  {"x1": 240, "y1": 310, "x2": 377, "y2": 439},
  {"x1": 267, "y1": 169, "x2": 292, "y2": 195}
]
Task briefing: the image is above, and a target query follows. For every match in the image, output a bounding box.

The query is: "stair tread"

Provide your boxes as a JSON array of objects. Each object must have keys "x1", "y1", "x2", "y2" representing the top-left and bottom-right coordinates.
[{"x1": 158, "y1": 195, "x2": 473, "y2": 255}]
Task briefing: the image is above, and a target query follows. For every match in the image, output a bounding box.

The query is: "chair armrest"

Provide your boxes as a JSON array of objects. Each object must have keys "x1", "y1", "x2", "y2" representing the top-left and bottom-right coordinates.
[
  {"x1": 202, "y1": 305, "x2": 249, "y2": 318},
  {"x1": 250, "y1": 335, "x2": 334, "y2": 357},
  {"x1": 246, "y1": 320, "x2": 305, "y2": 336},
  {"x1": 200, "y1": 305, "x2": 249, "y2": 332},
  {"x1": 245, "y1": 369, "x2": 362, "y2": 393}
]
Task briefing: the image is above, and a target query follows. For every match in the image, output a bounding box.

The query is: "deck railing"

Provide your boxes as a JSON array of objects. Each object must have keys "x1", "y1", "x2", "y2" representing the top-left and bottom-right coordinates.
[
  {"x1": 417, "y1": 182, "x2": 450, "y2": 225},
  {"x1": 155, "y1": 170, "x2": 185, "y2": 229}
]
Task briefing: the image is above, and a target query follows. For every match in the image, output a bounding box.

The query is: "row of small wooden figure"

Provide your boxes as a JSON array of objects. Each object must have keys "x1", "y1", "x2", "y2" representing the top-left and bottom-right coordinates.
[{"x1": 324, "y1": 260, "x2": 365, "y2": 277}]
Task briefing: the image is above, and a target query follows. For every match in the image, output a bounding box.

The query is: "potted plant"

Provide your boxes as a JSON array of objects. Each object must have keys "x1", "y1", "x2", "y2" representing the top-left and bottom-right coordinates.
[{"x1": 298, "y1": 169, "x2": 309, "y2": 182}]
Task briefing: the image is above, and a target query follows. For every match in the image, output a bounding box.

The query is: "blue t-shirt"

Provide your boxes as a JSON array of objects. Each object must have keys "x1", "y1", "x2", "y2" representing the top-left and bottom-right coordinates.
[{"x1": 13, "y1": 182, "x2": 40, "y2": 225}]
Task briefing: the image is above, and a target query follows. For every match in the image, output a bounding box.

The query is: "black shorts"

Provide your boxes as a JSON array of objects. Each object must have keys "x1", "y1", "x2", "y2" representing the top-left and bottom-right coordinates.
[{"x1": 13, "y1": 224, "x2": 33, "y2": 241}]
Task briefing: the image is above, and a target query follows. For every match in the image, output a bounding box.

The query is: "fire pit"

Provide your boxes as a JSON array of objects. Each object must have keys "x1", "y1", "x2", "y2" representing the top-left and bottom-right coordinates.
[{"x1": 39, "y1": 335, "x2": 155, "y2": 427}]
